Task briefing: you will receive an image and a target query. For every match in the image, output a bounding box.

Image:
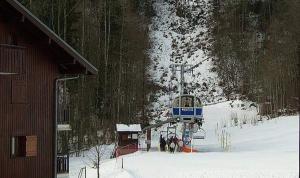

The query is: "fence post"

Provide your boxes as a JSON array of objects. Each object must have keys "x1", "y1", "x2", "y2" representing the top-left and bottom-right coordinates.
[{"x1": 122, "y1": 158, "x2": 124, "y2": 169}]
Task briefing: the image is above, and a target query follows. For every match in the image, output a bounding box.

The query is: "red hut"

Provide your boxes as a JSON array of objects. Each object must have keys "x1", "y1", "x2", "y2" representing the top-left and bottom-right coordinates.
[{"x1": 116, "y1": 124, "x2": 141, "y2": 156}]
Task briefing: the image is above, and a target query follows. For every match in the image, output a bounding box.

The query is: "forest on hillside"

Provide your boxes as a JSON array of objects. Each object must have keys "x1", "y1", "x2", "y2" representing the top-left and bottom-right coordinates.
[
  {"x1": 19, "y1": 0, "x2": 299, "y2": 153},
  {"x1": 208, "y1": 0, "x2": 299, "y2": 116}
]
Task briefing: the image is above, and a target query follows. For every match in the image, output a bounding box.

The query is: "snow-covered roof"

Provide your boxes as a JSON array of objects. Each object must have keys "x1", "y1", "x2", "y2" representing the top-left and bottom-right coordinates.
[{"x1": 116, "y1": 124, "x2": 142, "y2": 132}]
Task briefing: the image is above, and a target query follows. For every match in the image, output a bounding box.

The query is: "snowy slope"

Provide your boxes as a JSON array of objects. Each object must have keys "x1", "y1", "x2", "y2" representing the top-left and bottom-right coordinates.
[
  {"x1": 147, "y1": 0, "x2": 224, "y2": 121},
  {"x1": 69, "y1": 102, "x2": 299, "y2": 178}
]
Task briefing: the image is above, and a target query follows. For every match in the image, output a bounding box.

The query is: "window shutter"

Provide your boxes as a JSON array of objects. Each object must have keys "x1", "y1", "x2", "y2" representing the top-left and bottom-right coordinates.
[
  {"x1": 26, "y1": 136, "x2": 37, "y2": 157},
  {"x1": 0, "y1": 44, "x2": 24, "y2": 74}
]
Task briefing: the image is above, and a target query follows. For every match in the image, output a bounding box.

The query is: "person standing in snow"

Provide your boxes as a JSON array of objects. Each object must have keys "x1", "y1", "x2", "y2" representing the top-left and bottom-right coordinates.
[
  {"x1": 166, "y1": 138, "x2": 170, "y2": 151},
  {"x1": 178, "y1": 139, "x2": 183, "y2": 152},
  {"x1": 168, "y1": 136, "x2": 174, "y2": 152},
  {"x1": 170, "y1": 141, "x2": 175, "y2": 153},
  {"x1": 159, "y1": 134, "x2": 163, "y2": 151},
  {"x1": 160, "y1": 134, "x2": 162, "y2": 142},
  {"x1": 161, "y1": 137, "x2": 166, "y2": 151},
  {"x1": 173, "y1": 136, "x2": 178, "y2": 151}
]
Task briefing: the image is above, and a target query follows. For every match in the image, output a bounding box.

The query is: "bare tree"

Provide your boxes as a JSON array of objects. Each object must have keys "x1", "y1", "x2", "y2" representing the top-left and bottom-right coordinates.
[{"x1": 85, "y1": 144, "x2": 109, "y2": 178}]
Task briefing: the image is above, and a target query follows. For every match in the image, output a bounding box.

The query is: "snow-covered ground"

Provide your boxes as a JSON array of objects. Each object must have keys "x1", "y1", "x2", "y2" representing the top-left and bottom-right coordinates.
[{"x1": 69, "y1": 102, "x2": 299, "y2": 178}]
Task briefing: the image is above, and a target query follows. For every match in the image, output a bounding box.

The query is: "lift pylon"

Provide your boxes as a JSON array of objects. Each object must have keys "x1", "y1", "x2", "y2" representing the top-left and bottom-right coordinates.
[{"x1": 170, "y1": 63, "x2": 205, "y2": 153}]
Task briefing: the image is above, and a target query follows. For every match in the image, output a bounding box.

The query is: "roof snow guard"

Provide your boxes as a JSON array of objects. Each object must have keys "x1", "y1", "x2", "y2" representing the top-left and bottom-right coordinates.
[
  {"x1": 3, "y1": 0, "x2": 98, "y2": 75},
  {"x1": 116, "y1": 124, "x2": 142, "y2": 132}
]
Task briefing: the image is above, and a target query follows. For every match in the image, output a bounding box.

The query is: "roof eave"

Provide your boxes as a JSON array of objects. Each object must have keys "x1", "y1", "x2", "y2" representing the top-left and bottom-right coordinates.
[{"x1": 6, "y1": 0, "x2": 98, "y2": 75}]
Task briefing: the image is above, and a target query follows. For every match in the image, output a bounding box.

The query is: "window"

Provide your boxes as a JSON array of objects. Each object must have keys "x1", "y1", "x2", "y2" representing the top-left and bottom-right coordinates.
[
  {"x1": 11, "y1": 136, "x2": 37, "y2": 157},
  {"x1": 195, "y1": 98, "x2": 202, "y2": 107},
  {"x1": 173, "y1": 96, "x2": 194, "y2": 107},
  {"x1": 11, "y1": 136, "x2": 26, "y2": 157},
  {"x1": 181, "y1": 96, "x2": 193, "y2": 107},
  {"x1": 172, "y1": 98, "x2": 179, "y2": 107},
  {"x1": 0, "y1": 44, "x2": 24, "y2": 74},
  {"x1": 132, "y1": 134, "x2": 138, "y2": 139}
]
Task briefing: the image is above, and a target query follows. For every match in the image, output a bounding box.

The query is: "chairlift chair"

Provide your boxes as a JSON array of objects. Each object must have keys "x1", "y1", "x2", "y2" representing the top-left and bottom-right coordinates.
[{"x1": 192, "y1": 128, "x2": 206, "y2": 139}]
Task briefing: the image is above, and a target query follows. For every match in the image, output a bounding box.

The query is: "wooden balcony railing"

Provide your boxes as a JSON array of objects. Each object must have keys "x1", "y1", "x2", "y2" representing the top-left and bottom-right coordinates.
[
  {"x1": 57, "y1": 107, "x2": 71, "y2": 125},
  {"x1": 57, "y1": 154, "x2": 69, "y2": 174}
]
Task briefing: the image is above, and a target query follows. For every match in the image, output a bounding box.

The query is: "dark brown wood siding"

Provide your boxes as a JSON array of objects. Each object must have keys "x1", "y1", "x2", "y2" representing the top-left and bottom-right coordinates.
[
  {"x1": 0, "y1": 15, "x2": 59, "y2": 178},
  {"x1": 117, "y1": 132, "x2": 139, "y2": 146}
]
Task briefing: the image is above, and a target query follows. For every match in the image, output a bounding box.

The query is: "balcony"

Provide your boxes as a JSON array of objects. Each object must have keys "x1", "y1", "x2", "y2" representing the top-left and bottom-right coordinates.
[
  {"x1": 57, "y1": 154, "x2": 69, "y2": 177},
  {"x1": 57, "y1": 106, "x2": 71, "y2": 131}
]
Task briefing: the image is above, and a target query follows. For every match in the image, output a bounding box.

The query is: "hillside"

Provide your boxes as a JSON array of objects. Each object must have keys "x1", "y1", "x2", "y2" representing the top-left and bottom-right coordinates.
[{"x1": 147, "y1": 0, "x2": 224, "y2": 121}]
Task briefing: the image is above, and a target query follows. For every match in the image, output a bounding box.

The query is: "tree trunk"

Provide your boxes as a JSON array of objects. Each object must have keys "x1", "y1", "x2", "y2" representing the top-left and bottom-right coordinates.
[
  {"x1": 81, "y1": 0, "x2": 85, "y2": 54},
  {"x1": 117, "y1": 0, "x2": 125, "y2": 123}
]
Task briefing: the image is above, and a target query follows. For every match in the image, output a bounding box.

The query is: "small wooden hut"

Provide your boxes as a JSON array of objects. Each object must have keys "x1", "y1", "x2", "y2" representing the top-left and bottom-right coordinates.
[{"x1": 115, "y1": 124, "x2": 141, "y2": 156}]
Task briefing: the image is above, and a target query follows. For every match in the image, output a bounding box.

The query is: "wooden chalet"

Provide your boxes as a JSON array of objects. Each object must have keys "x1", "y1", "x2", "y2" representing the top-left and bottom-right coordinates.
[
  {"x1": 115, "y1": 124, "x2": 141, "y2": 156},
  {"x1": 0, "y1": 0, "x2": 97, "y2": 178}
]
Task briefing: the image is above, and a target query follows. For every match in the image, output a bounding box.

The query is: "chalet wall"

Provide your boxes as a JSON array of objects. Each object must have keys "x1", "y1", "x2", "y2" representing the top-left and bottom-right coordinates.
[{"x1": 0, "y1": 16, "x2": 59, "y2": 178}]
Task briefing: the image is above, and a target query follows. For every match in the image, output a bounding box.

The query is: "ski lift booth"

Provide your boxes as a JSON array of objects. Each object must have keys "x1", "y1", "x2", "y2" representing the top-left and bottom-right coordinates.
[{"x1": 115, "y1": 124, "x2": 141, "y2": 156}]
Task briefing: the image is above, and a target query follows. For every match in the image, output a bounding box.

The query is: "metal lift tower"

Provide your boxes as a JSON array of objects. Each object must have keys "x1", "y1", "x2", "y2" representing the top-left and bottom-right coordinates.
[{"x1": 170, "y1": 64, "x2": 204, "y2": 152}]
